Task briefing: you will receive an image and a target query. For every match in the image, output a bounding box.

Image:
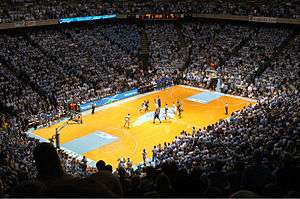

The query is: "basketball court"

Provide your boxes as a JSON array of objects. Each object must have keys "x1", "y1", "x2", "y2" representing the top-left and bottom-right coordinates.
[{"x1": 27, "y1": 85, "x2": 256, "y2": 168}]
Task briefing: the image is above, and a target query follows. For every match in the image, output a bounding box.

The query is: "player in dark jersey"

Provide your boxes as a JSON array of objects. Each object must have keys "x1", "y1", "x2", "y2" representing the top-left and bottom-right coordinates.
[
  {"x1": 153, "y1": 107, "x2": 161, "y2": 124},
  {"x1": 157, "y1": 96, "x2": 161, "y2": 108},
  {"x1": 177, "y1": 100, "x2": 183, "y2": 119},
  {"x1": 145, "y1": 100, "x2": 149, "y2": 112},
  {"x1": 91, "y1": 102, "x2": 96, "y2": 114}
]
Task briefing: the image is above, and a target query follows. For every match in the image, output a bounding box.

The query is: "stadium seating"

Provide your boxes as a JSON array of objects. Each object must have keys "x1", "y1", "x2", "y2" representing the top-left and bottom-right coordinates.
[{"x1": 0, "y1": 9, "x2": 299, "y2": 198}]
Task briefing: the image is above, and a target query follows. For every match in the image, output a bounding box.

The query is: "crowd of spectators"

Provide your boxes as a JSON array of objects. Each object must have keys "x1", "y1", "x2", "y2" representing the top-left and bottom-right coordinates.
[
  {"x1": 0, "y1": 23, "x2": 147, "y2": 127},
  {"x1": 222, "y1": 27, "x2": 292, "y2": 97},
  {"x1": 0, "y1": 33, "x2": 82, "y2": 126},
  {"x1": 255, "y1": 35, "x2": 300, "y2": 96},
  {"x1": 146, "y1": 23, "x2": 189, "y2": 71},
  {"x1": 29, "y1": 25, "x2": 143, "y2": 103},
  {"x1": 0, "y1": 63, "x2": 50, "y2": 120},
  {"x1": 0, "y1": 0, "x2": 115, "y2": 23},
  {"x1": 181, "y1": 22, "x2": 293, "y2": 98},
  {"x1": 100, "y1": 23, "x2": 140, "y2": 55},
  {"x1": 0, "y1": 20, "x2": 299, "y2": 197},
  {"x1": 131, "y1": 0, "x2": 298, "y2": 18},
  {"x1": 0, "y1": 0, "x2": 298, "y2": 23}
]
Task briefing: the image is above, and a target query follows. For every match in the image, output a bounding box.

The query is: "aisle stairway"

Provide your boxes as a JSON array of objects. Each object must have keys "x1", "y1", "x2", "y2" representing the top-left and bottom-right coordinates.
[
  {"x1": 253, "y1": 29, "x2": 299, "y2": 80},
  {"x1": 174, "y1": 22, "x2": 190, "y2": 71},
  {"x1": 138, "y1": 23, "x2": 150, "y2": 70},
  {"x1": 25, "y1": 31, "x2": 89, "y2": 87},
  {"x1": 0, "y1": 57, "x2": 53, "y2": 111}
]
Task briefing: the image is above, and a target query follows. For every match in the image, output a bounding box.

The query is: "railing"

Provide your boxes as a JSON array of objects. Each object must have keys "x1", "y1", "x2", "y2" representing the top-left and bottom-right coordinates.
[{"x1": 0, "y1": 13, "x2": 299, "y2": 30}]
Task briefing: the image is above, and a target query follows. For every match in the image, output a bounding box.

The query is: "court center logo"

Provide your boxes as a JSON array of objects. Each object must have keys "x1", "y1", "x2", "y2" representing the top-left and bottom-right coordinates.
[{"x1": 133, "y1": 108, "x2": 176, "y2": 127}]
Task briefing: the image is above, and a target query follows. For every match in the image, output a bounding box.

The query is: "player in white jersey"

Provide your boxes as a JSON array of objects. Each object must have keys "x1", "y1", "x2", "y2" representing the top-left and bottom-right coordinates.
[
  {"x1": 124, "y1": 113, "x2": 130, "y2": 128},
  {"x1": 172, "y1": 102, "x2": 177, "y2": 114},
  {"x1": 139, "y1": 101, "x2": 144, "y2": 112}
]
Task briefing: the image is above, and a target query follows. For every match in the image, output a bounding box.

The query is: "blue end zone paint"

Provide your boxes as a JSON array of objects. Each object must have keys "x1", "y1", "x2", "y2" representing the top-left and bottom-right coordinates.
[
  {"x1": 187, "y1": 91, "x2": 223, "y2": 104},
  {"x1": 62, "y1": 131, "x2": 118, "y2": 155}
]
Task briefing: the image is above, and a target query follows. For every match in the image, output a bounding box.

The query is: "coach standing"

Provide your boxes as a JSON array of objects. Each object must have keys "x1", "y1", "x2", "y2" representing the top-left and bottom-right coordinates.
[
  {"x1": 92, "y1": 102, "x2": 96, "y2": 114},
  {"x1": 225, "y1": 102, "x2": 229, "y2": 115}
]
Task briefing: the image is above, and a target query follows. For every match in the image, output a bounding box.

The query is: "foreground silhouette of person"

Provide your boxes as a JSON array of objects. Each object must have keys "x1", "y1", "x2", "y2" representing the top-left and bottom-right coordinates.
[
  {"x1": 33, "y1": 142, "x2": 73, "y2": 185},
  {"x1": 33, "y1": 143, "x2": 116, "y2": 198},
  {"x1": 88, "y1": 160, "x2": 123, "y2": 197}
]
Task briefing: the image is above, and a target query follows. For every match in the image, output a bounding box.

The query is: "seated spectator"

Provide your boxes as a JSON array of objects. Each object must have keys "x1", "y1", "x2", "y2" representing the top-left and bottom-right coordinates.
[
  {"x1": 104, "y1": 164, "x2": 113, "y2": 173},
  {"x1": 89, "y1": 160, "x2": 123, "y2": 197}
]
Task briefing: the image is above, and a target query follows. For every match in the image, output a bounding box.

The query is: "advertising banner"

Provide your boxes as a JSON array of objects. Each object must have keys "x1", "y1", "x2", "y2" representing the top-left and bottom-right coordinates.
[
  {"x1": 58, "y1": 14, "x2": 117, "y2": 24},
  {"x1": 248, "y1": 16, "x2": 277, "y2": 23},
  {"x1": 79, "y1": 89, "x2": 138, "y2": 112}
]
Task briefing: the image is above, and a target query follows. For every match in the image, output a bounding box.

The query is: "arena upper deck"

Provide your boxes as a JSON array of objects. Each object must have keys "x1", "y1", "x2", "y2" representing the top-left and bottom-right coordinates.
[{"x1": 0, "y1": 3, "x2": 299, "y2": 197}]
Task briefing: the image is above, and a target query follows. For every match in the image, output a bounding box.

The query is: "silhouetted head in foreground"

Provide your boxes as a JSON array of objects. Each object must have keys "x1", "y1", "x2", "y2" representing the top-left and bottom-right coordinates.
[
  {"x1": 33, "y1": 142, "x2": 65, "y2": 180},
  {"x1": 104, "y1": 164, "x2": 113, "y2": 173},
  {"x1": 96, "y1": 160, "x2": 106, "y2": 171}
]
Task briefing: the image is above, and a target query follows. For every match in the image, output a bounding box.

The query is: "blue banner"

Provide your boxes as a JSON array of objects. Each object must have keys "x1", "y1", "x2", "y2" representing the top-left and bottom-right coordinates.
[
  {"x1": 79, "y1": 89, "x2": 138, "y2": 112},
  {"x1": 58, "y1": 14, "x2": 117, "y2": 24}
]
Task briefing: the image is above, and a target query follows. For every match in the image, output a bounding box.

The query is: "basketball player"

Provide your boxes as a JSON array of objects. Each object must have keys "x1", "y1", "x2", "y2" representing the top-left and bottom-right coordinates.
[
  {"x1": 177, "y1": 100, "x2": 183, "y2": 119},
  {"x1": 139, "y1": 101, "x2": 145, "y2": 113},
  {"x1": 145, "y1": 100, "x2": 149, "y2": 112},
  {"x1": 157, "y1": 96, "x2": 161, "y2": 108},
  {"x1": 154, "y1": 98, "x2": 158, "y2": 108},
  {"x1": 225, "y1": 102, "x2": 229, "y2": 115},
  {"x1": 164, "y1": 104, "x2": 169, "y2": 120},
  {"x1": 153, "y1": 107, "x2": 161, "y2": 124},
  {"x1": 172, "y1": 102, "x2": 177, "y2": 114},
  {"x1": 124, "y1": 114, "x2": 130, "y2": 128},
  {"x1": 142, "y1": 149, "x2": 147, "y2": 165}
]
